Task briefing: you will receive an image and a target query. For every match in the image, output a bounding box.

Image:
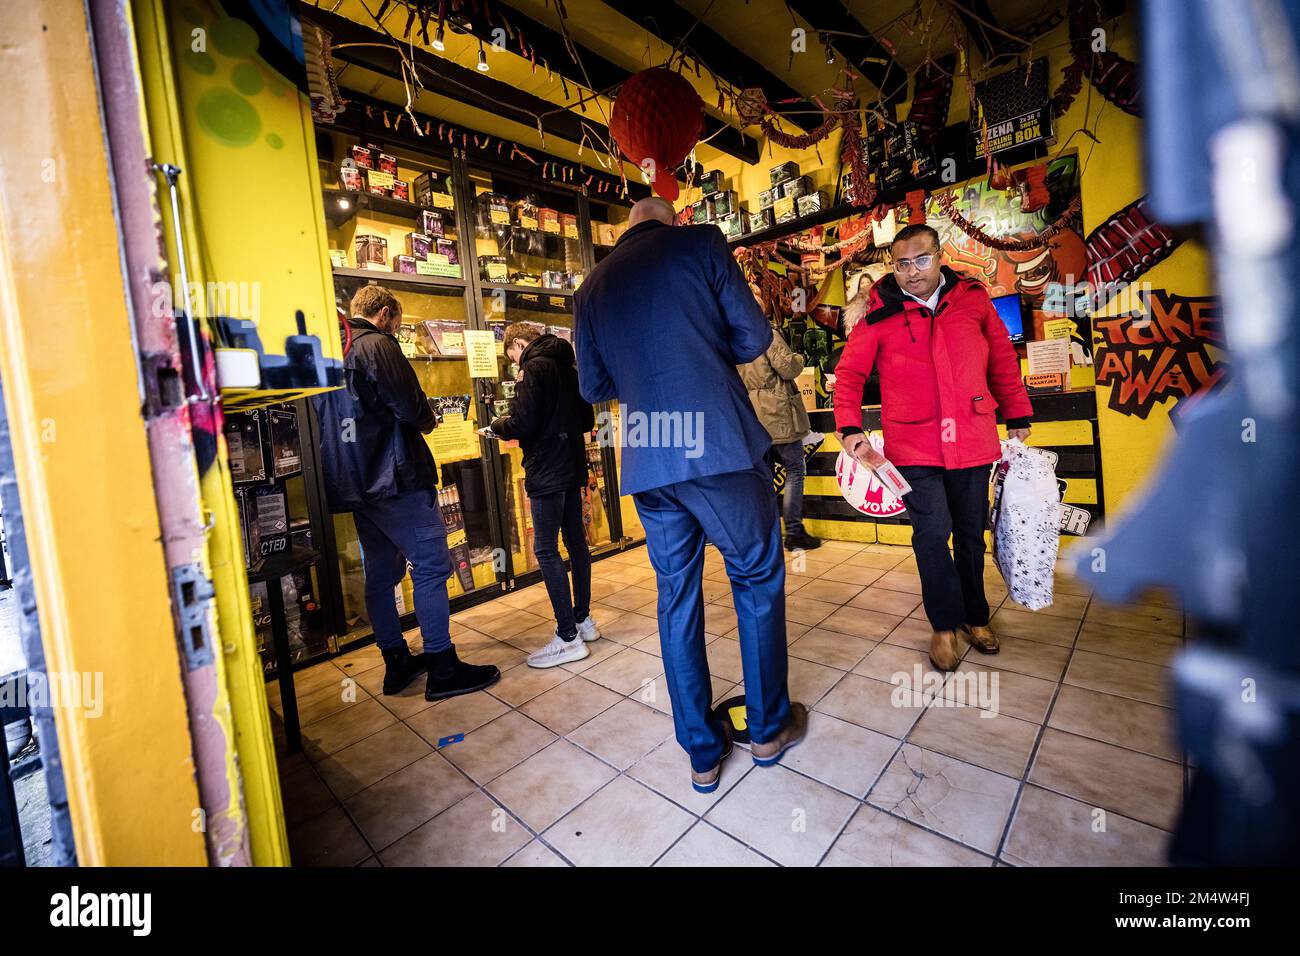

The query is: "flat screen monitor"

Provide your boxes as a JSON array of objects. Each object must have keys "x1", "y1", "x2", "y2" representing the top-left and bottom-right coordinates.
[{"x1": 991, "y1": 293, "x2": 1026, "y2": 344}]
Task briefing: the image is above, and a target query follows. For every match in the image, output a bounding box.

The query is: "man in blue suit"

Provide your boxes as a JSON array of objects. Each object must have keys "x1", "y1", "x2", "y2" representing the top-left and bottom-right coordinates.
[{"x1": 575, "y1": 197, "x2": 808, "y2": 793}]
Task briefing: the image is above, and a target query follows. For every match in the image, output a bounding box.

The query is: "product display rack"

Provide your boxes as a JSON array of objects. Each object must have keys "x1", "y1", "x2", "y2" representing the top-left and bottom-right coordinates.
[{"x1": 330, "y1": 265, "x2": 466, "y2": 290}]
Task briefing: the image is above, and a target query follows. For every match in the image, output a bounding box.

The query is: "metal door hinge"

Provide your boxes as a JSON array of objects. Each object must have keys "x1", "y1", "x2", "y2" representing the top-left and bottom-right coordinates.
[{"x1": 171, "y1": 563, "x2": 216, "y2": 671}]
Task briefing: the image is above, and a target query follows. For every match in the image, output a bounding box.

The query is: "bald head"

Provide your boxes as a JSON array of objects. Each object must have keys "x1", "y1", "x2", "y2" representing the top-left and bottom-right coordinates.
[{"x1": 628, "y1": 196, "x2": 675, "y2": 227}]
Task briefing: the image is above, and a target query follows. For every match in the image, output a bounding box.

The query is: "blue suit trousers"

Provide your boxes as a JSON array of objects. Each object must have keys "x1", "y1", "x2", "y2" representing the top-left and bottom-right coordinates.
[{"x1": 634, "y1": 465, "x2": 791, "y2": 773}]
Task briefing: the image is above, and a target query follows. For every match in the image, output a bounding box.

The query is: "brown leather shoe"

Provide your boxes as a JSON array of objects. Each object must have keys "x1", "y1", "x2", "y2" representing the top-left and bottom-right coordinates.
[
  {"x1": 961, "y1": 623, "x2": 999, "y2": 654},
  {"x1": 751, "y1": 702, "x2": 808, "y2": 766},
  {"x1": 690, "y1": 719, "x2": 733, "y2": 794},
  {"x1": 928, "y1": 630, "x2": 962, "y2": 671}
]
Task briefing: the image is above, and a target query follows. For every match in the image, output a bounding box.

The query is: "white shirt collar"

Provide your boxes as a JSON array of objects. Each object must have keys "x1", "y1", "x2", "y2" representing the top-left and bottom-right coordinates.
[{"x1": 904, "y1": 284, "x2": 942, "y2": 312}]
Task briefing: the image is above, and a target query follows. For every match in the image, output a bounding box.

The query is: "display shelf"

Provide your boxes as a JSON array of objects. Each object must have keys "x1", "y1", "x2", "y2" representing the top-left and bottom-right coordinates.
[
  {"x1": 323, "y1": 188, "x2": 453, "y2": 228},
  {"x1": 481, "y1": 282, "x2": 574, "y2": 297},
  {"x1": 478, "y1": 224, "x2": 578, "y2": 260},
  {"x1": 332, "y1": 266, "x2": 466, "y2": 290},
  {"x1": 726, "y1": 201, "x2": 858, "y2": 247}
]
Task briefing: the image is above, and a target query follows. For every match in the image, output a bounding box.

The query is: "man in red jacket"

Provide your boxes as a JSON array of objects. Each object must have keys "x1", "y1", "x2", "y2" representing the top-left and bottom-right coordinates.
[{"x1": 834, "y1": 224, "x2": 1033, "y2": 671}]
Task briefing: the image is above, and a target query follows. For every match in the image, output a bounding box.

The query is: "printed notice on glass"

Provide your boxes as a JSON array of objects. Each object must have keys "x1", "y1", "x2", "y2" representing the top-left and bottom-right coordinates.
[
  {"x1": 1042, "y1": 317, "x2": 1074, "y2": 340},
  {"x1": 464, "y1": 329, "x2": 498, "y2": 378},
  {"x1": 1027, "y1": 337, "x2": 1071, "y2": 375}
]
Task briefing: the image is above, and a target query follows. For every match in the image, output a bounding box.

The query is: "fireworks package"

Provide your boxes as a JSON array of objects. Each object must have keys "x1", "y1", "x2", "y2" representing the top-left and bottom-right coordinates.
[{"x1": 990, "y1": 439, "x2": 1061, "y2": 610}]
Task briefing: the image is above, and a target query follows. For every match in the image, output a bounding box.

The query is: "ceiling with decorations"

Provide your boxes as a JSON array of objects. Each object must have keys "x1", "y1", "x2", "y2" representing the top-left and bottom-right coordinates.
[{"x1": 302, "y1": 0, "x2": 1128, "y2": 200}]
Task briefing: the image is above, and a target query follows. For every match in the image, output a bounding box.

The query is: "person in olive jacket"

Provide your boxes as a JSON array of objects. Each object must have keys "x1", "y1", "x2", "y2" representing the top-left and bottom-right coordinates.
[
  {"x1": 738, "y1": 322, "x2": 822, "y2": 552},
  {"x1": 490, "y1": 322, "x2": 601, "y2": 668}
]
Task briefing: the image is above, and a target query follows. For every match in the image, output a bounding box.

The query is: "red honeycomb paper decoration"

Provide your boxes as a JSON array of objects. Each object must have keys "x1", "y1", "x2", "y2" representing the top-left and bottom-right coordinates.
[{"x1": 609, "y1": 67, "x2": 705, "y2": 202}]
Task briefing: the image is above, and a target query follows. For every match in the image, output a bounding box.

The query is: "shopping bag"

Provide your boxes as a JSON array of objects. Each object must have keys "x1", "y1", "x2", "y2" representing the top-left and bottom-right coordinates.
[{"x1": 990, "y1": 439, "x2": 1061, "y2": 610}]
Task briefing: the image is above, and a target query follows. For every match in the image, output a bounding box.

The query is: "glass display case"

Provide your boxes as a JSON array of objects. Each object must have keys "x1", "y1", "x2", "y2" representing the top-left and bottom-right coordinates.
[
  {"x1": 299, "y1": 132, "x2": 639, "y2": 653},
  {"x1": 227, "y1": 402, "x2": 332, "y2": 673},
  {"x1": 469, "y1": 169, "x2": 584, "y2": 292},
  {"x1": 584, "y1": 192, "x2": 644, "y2": 541}
]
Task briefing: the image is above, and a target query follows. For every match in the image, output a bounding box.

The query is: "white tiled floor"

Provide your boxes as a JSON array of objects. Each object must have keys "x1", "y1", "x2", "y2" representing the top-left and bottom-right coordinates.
[{"x1": 276, "y1": 539, "x2": 1184, "y2": 867}]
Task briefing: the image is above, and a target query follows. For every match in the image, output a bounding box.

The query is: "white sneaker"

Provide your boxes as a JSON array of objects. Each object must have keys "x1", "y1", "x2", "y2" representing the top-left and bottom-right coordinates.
[
  {"x1": 527, "y1": 632, "x2": 589, "y2": 668},
  {"x1": 576, "y1": 615, "x2": 601, "y2": 643},
  {"x1": 801, "y1": 430, "x2": 825, "y2": 447}
]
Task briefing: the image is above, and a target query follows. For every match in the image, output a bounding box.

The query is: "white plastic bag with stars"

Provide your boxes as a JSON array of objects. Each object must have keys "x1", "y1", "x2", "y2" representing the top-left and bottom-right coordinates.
[{"x1": 990, "y1": 439, "x2": 1061, "y2": 610}]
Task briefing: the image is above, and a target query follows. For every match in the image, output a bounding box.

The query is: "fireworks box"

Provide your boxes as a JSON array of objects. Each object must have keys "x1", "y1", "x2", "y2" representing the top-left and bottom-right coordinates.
[
  {"x1": 778, "y1": 175, "x2": 813, "y2": 200},
  {"x1": 479, "y1": 192, "x2": 511, "y2": 227},
  {"x1": 717, "y1": 213, "x2": 747, "y2": 240},
  {"x1": 338, "y1": 165, "x2": 363, "y2": 192},
  {"x1": 420, "y1": 209, "x2": 446, "y2": 237},
  {"x1": 225, "y1": 411, "x2": 269, "y2": 485},
  {"x1": 266, "y1": 405, "x2": 302, "y2": 479},
  {"x1": 354, "y1": 234, "x2": 388, "y2": 269},
  {"x1": 711, "y1": 190, "x2": 738, "y2": 217},
  {"x1": 699, "y1": 169, "x2": 724, "y2": 194},
  {"x1": 406, "y1": 232, "x2": 434, "y2": 259},
  {"x1": 769, "y1": 160, "x2": 800, "y2": 187},
  {"x1": 248, "y1": 484, "x2": 290, "y2": 562},
  {"x1": 797, "y1": 191, "x2": 827, "y2": 218},
  {"x1": 349, "y1": 145, "x2": 373, "y2": 169},
  {"x1": 412, "y1": 170, "x2": 452, "y2": 207}
]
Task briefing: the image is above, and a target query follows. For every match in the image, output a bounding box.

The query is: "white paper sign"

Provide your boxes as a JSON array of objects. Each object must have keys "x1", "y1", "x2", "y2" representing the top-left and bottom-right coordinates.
[{"x1": 1027, "y1": 338, "x2": 1071, "y2": 375}]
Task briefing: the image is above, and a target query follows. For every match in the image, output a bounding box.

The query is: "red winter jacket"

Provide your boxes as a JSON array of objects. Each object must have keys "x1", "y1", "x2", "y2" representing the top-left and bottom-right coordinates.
[{"x1": 833, "y1": 268, "x2": 1033, "y2": 469}]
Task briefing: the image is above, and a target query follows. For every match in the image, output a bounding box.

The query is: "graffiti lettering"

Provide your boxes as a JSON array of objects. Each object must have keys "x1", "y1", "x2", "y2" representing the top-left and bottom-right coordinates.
[{"x1": 1093, "y1": 290, "x2": 1226, "y2": 418}]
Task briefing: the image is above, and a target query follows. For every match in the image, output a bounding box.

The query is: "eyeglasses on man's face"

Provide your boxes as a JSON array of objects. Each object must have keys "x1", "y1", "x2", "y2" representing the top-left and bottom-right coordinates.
[{"x1": 893, "y1": 254, "x2": 936, "y2": 273}]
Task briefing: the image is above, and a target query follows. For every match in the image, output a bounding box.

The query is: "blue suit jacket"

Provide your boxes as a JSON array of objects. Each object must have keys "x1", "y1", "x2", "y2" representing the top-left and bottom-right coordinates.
[{"x1": 575, "y1": 220, "x2": 774, "y2": 495}]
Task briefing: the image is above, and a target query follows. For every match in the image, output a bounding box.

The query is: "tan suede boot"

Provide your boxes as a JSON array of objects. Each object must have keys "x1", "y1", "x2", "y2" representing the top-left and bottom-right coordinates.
[
  {"x1": 928, "y1": 630, "x2": 962, "y2": 671},
  {"x1": 751, "y1": 702, "x2": 809, "y2": 767},
  {"x1": 961, "y1": 623, "x2": 999, "y2": 654}
]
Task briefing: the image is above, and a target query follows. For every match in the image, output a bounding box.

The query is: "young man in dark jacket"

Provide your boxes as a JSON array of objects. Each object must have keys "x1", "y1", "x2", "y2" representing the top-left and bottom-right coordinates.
[
  {"x1": 313, "y1": 284, "x2": 499, "y2": 700},
  {"x1": 490, "y1": 322, "x2": 601, "y2": 668},
  {"x1": 834, "y1": 225, "x2": 1033, "y2": 673}
]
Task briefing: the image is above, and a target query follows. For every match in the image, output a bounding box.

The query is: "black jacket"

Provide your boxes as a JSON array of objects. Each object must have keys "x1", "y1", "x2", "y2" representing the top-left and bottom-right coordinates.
[
  {"x1": 491, "y1": 334, "x2": 594, "y2": 495},
  {"x1": 313, "y1": 318, "x2": 437, "y2": 512}
]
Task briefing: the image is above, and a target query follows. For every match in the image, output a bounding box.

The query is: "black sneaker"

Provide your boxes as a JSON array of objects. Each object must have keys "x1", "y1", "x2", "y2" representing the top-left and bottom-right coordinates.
[
  {"x1": 784, "y1": 531, "x2": 822, "y2": 551},
  {"x1": 381, "y1": 644, "x2": 429, "y2": 695},
  {"x1": 425, "y1": 646, "x2": 501, "y2": 701}
]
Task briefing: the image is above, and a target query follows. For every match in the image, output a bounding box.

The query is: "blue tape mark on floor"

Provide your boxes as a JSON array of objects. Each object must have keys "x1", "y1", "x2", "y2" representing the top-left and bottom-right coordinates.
[{"x1": 438, "y1": 733, "x2": 464, "y2": 748}]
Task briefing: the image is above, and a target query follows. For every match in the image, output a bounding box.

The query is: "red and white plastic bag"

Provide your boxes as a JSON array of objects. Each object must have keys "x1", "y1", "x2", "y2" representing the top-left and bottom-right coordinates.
[{"x1": 990, "y1": 439, "x2": 1061, "y2": 611}]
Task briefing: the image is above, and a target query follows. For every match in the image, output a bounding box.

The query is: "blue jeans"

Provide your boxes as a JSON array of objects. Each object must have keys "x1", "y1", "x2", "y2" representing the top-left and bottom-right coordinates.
[
  {"x1": 530, "y1": 486, "x2": 592, "y2": 639},
  {"x1": 634, "y1": 465, "x2": 790, "y2": 773},
  {"x1": 772, "y1": 440, "x2": 806, "y2": 537},
  {"x1": 353, "y1": 489, "x2": 453, "y2": 654}
]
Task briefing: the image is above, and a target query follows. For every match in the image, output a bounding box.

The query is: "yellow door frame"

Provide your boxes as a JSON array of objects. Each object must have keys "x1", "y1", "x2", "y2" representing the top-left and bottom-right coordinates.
[{"x1": 0, "y1": 0, "x2": 208, "y2": 865}]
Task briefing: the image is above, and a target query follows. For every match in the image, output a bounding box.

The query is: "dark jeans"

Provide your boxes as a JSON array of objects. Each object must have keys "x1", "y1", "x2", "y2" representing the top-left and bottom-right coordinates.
[
  {"x1": 772, "y1": 440, "x2": 806, "y2": 537},
  {"x1": 530, "y1": 486, "x2": 592, "y2": 639},
  {"x1": 896, "y1": 464, "x2": 993, "y2": 632},
  {"x1": 353, "y1": 489, "x2": 452, "y2": 654}
]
